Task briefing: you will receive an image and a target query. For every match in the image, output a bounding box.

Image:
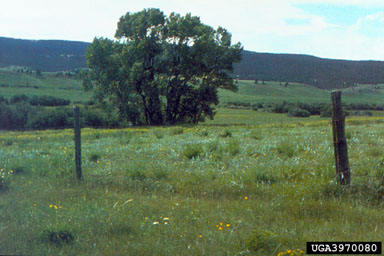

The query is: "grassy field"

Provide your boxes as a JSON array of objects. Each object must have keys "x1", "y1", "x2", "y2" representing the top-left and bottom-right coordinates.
[
  {"x1": 2, "y1": 67, "x2": 384, "y2": 106},
  {"x1": 219, "y1": 80, "x2": 384, "y2": 105},
  {"x1": 0, "y1": 68, "x2": 92, "y2": 103},
  {"x1": 0, "y1": 70, "x2": 383, "y2": 255},
  {"x1": 1, "y1": 109, "x2": 383, "y2": 255}
]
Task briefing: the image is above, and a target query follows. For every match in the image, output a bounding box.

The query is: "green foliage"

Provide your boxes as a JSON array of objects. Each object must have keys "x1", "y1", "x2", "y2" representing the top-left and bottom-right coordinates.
[
  {"x1": 41, "y1": 230, "x2": 74, "y2": 246},
  {"x1": 246, "y1": 229, "x2": 281, "y2": 254},
  {"x1": 276, "y1": 141, "x2": 296, "y2": 158},
  {"x1": 9, "y1": 94, "x2": 70, "y2": 106},
  {"x1": 249, "y1": 130, "x2": 261, "y2": 140},
  {"x1": 219, "y1": 129, "x2": 232, "y2": 138},
  {"x1": 199, "y1": 130, "x2": 208, "y2": 137},
  {"x1": 169, "y1": 127, "x2": 183, "y2": 135},
  {"x1": 320, "y1": 105, "x2": 332, "y2": 117},
  {"x1": 2, "y1": 110, "x2": 384, "y2": 255},
  {"x1": 287, "y1": 107, "x2": 310, "y2": 118},
  {"x1": 153, "y1": 130, "x2": 164, "y2": 139},
  {"x1": 86, "y1": 8, "x2": 242, "y2": 125},
  {"x1": 0, "y1": 102, "x2": 120, "y2": 130},
  {"x1": 128, "y1": 170, "x2": 147, "y2": 181},
  {"x1": 0, "y1": 168, "x2": 13, "y2": 193},
  {"x1": 225, "y1": 139, "x2": 240, "y2": 156},
  {"x1": 183, "y1": 144, "x2": 204, "y2": 159},
  {"x1": 349, "y1": 110, "x2": 373, "y2": 116},
  {"x1": 89, "y1": 153, "x2": 100, "y2": 162},
  {"x1": 28, "y1": 108, "x2": 73, "y2": 129}
]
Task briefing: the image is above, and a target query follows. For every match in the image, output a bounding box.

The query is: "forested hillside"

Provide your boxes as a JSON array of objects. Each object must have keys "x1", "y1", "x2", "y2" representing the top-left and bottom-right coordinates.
[
  {"x1": 0, "y1": 37, "x2": 88, "y2": 71},
  {"x1": 235, "y1": 51, "x2": 384, "y2": 89},
  {"x1": 1, "y1": 37, "x2": 384, "y2": 89}
]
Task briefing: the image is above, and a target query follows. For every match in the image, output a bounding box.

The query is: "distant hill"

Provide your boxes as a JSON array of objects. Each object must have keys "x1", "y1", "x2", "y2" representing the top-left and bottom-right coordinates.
[
  {"x1": 0, "y1": 37, "x2": 89, "y2": 72},
  {"x1": 235, "y1": 51, "x2": 384, "y2": 89},
  {"x1": 1, "y1": 37, "x2": 384, "y2": 89}
]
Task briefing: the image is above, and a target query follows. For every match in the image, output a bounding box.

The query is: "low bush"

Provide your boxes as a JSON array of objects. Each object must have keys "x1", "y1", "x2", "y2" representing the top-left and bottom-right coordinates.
[
  {"x1": 42, "y1": 230, "x2": 74, "y2": 246},
  {"x1": 287, "y1": 107, "x2": 310, "y2": 118},
  {"x1": 10, "y1": 94, "x2": 29, "y2": 104},
  {"x1": 349, "y1": 110, "x2": 373, "y2": 116},
  {"x1": 169, "y1": 127, "x2": 184, "y2": 135},
  {"x1": 82, "y1": 109, "x2": 109, "y2": 127},
  {"x1": 0, "y1": 95, "x2": 8, "y2": 104},
  {"x1": 28, "y1": 108, "x2": 73, "y2": 129},
  {"x1": 29, "y1": 95, "x2": 70, "y2": 106},
  {"x1": 153, "y1": 130, "x2": 164, "y2": 139},
  {"x1": 246, "y1": 229, "x2": 281, "y2": 254},
  {"x1": 183, "y1": 144, "x2": 204, "y2": 159},
  {"x1": 225, "y1": 139, "x2": 240, "y2": 156},
  {"x1": 219, "y1": 129, "x2": 232, "y2": 138}
]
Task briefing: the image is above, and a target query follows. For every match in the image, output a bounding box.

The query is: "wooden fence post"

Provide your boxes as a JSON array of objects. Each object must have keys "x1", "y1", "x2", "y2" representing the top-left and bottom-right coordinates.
[
  {"x1": 73, "y1": 106, "x2": 83, "y2": 181},
  {"x1": 331, "y1": 91, "x2": 350, "y2": 185}
]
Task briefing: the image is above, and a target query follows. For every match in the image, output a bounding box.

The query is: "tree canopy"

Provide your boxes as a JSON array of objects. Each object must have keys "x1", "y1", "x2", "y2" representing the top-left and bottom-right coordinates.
[{"x1": 85, "y1": 8, "x2": 243, "y2": 125}]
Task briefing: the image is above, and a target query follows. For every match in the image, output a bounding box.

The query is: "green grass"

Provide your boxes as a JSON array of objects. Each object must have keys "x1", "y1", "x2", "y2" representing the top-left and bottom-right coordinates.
[
  {"x1": 0, "y1": 68, "x2": 92, "y2": 103},
  {"x1": 3, "y1": 68, "x2": 384, "y2": 107},
  {"x1": 0, "y1": 113, "x2": 383, "y2": 255},
  {"x1": 219, "y1": 80, "x2": 384, "y2": 105},
  {"x1": 0, "y1": 70, "x2": 384, "y2": 254}
]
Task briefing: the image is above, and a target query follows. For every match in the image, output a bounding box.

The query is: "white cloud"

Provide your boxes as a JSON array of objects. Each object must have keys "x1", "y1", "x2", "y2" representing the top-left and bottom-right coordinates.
[
  {"x1": 1, "y1": 0, "x2": 384, "y2": 60},
  {"x1": 292, "y1": 0, "x2": 384, "y2": 6}
]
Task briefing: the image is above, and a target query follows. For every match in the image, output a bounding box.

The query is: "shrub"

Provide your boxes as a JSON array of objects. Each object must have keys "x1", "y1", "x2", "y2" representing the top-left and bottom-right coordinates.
[
  {"x1": 0, "y1": 103, "x2": 14, "y2": 129},
  {"x1": 89, "y1": 153, "x2": 100, "y2": 162},
  {"x1": 276, "y1": 142, "x2": 295, "y2": 158},
  {"x1": 320, "y1": 105, "x2": 332, "y2": 117},
  {"x1": 219, "y1": 129, "x2": 232, "y2": 138},
  {"x1": 287, "y1": 107, "x2": 310, "y2": 118},
  {"x1": 3, "y1": 139, "x2": 13, "y2": 146},
  {"x1": 153, "y1": 130, "x2": 164, "y2": 139},
  {"x1": 349, "y1": 110, "x2": 373, "y2": 116},
  {"x1": 170, "y1": 127, "x2": 184, "y2": 135},
  {"x1": 42, "y1": 230, "x2": 74, "y2": 246},
  {"x1": 29, "y1": 95, "x2": 70, "y2": 106},
  {"x1": 297, "y1": 102, "x2": 324, "y2": 115},
  {"x1": 151, "y1": 168, "x2": 169, "y2": 181},
  {"x1": 249, "y1": 130, "x2": 261, "y2": 140},
  {"x1": 183, "y1": 144, "x2": 203, "y2": 159},
  {"x1": 225, "y1": 139, "x2": 240, "y2": 156},
  {"x1": 0, "y1": 168, "x2": 13, "y2": 193},
  {"x1": 246, "y1": 229, "x2": 281, "y2": 254},
  {"x1": 0, "y1": 95, "x2": 8, "y2": 104},
  {"x1": 12, "y1": 102, "x2": 32, "y2": 128},
  {"x1": 27, "y1": 108, "x2": 72, "y2": 129},
  {"x1": 83, "y1": 109, "x2": 109, "y2": 127},
  {"x1": 10, "y1": 94, "x2": 29, "y2": 104},
  {"x1": 251, "y1": 104, "x2": 258, "y2": 111},
  {"x1": 270, "y1": 101, "x2": 289, "y2": 113},
  {"x1": 255, "y1": 171, "x2": 278, "y2": 184},
  {"x1": 129, "y1": 170, "x2": 147, "y2": 181}
]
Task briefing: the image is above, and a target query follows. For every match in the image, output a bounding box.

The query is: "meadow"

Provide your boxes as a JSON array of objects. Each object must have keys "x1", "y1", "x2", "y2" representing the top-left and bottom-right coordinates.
[
  {"x1": 1, "y1": 108, "x2": 384, "y2": 255},
  {"x1": 0, "y1": 70, "x2": 383, "y2": 255},
  {"x1": 2, "y1": 67, "x2": 384, "y2": 106},
  {"x1": 0, "y1": 67, "x2": 92, "y2": 103}
]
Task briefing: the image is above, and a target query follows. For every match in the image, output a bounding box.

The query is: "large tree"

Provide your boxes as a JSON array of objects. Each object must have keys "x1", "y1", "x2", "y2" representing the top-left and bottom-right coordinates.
[{"x1": 86, "y1": 8, "x2": 242, "y2": 125}]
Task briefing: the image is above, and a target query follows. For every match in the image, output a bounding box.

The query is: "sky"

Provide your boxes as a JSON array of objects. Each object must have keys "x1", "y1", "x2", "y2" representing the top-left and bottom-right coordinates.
[{"x1": 1, "y1": 0, "x2": 384, "y2": 60}]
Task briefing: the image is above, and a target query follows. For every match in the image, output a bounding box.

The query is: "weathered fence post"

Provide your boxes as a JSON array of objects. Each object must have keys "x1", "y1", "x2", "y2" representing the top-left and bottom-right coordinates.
[
  {"x1": 73, "y1": 106, "x2": 83, "y2": 181},
  {"x1": 331, "y1": 90, "x2": 350, "y2": 185}
]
